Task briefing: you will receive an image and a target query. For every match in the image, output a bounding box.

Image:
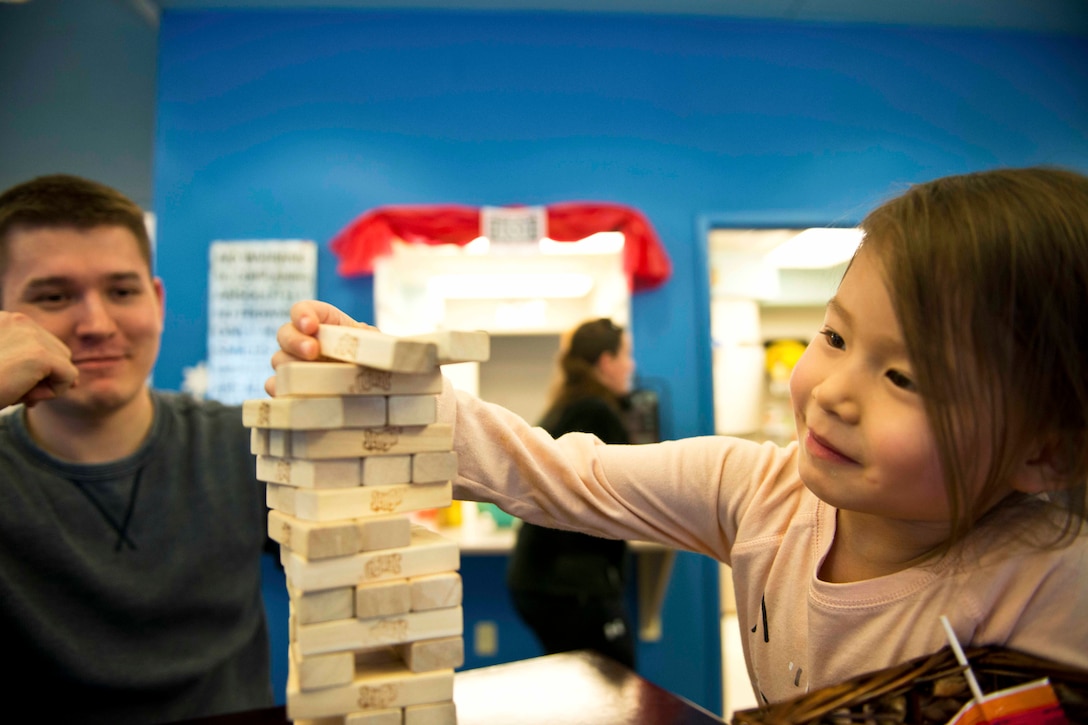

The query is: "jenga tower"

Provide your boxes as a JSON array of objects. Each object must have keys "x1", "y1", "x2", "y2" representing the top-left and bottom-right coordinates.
[{"x1": 245, "y1": 326, "x2": 490, "y2": 724}]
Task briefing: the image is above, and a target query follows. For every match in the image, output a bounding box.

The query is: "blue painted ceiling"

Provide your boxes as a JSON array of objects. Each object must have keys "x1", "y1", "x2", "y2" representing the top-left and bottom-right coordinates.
[{"x1": 148, "y1": 0, "x2": 1088, "y2": 36}]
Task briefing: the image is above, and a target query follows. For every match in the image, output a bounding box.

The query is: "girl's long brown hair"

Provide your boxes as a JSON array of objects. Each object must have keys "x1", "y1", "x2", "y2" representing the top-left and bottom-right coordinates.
[{"x1": 860, "y1": 167, "x2": 1088, "y2": 549}]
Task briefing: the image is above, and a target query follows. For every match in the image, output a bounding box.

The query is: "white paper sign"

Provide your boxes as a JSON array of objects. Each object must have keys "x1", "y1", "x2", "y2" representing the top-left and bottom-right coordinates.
[
  {"x1": 480, "y1": 205, "x2": 547, "y2": 253},
  {"x1": 207, "y1": 240, "x2": 317, "y2": 404}
]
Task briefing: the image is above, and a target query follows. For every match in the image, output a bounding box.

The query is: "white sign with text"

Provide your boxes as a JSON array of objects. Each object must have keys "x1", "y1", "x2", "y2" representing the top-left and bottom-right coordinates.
[{"x1": 207, "y1": 240, "x2": 317, "y2": 404}]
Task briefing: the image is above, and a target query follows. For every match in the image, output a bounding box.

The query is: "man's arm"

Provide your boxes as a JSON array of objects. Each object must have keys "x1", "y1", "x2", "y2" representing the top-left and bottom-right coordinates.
[{"x1": 0, "y1": 311, "x2": 78, "y2": 408}]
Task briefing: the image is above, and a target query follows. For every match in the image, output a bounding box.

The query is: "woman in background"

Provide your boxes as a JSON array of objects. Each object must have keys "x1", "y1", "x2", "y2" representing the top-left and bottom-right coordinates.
[{"x1": 507, "y1": 318, "x2": 638, "y2": 669}]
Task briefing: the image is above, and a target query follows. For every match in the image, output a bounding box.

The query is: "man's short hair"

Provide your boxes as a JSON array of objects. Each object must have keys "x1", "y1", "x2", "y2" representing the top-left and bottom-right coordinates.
[{"x1": 0, "y1": 174, "x2": 153, "y2": 285}]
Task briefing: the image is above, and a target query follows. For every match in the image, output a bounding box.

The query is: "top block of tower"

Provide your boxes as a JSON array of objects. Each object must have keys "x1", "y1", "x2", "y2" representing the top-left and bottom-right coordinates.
[
  {"x1": 317, "y1": 326, "x2": 491, "y2": 372},
  {"x1": 317, "y1": 325, "x2": 437, "y2": 373}
]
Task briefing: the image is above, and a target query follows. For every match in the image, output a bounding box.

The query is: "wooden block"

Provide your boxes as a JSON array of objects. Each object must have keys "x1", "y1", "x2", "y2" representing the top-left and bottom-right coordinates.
[
  {"x1": 281, "y1": 424, "x2": 454, "y2": 460},
  {"x1": 271, "y1": 509, "x2": 361, "y2": 559},
  {"x1": 287, "y1": 659, "x2": 454, "y2": 720},
  {"x1": 268, "y1": 429, "x2": 290, "y2": 457},
  {"x1": 396, "y1": 636, "x2": 464, "y2": 673},
  {"x1": 283, "y1": 526, "x2": 459, "y2": 592},
  {"x1": 296, "y1": 717, "x2": 352, "y2": 725},
  {"x1": 291, "y1": 585, "x2": 355, "y2": 625},
  {"x1": 341, "y1": 397, "x2": 391, "y2": 428},
  {"x1": 403, "y1": 330, "x2": 490, "y2": 364},
  {"x1": 355, "y1": 579, "x2": 411, "y2": 619},
  {"x1": 267, "y1": 483, "x2": 297, "y2": 515},
  {"x1": 267, "y1": 480, "x2": 452, "y2": 522},
  {"x1": 411, "y1": 451, "x2": 457, "y2": 484},
  {"x1": 295, "y1": 606, "x2": 463, "y2": 657},
  {"x1": 409, "y1": 573, "x2": 462, "y2": 612},
  {"x1": 257, "y1": 456, "x2": 361, "y2": 489},
  {"x1": 243, "y1": 396, "x2": 385, "y2": 430},
  {"x1": 292, "y1": 644, "x2": 355, "y2": 691},
  {"x1": 251, "y1": 427, "x2": 270, "y2": 455},
  {"x1": 404, "y1": 701, "x2": 457, "y2": 725},
  {"x1": 259, "y1": 455, "x2": 413, "y2": 489},
  {"x1": 276, "y1": 362, "x2": 443, "y2": 398},
  {"x1": 355, "y1": 515, "x2": 414, "y2": 552},
  {"x1": 243, "y1": 397, "x2": 304, "y2": 429},
  {"x1": 360, "y1": 455, "x2": 412, "y2": 487},
  {"x1": 269, "y1": 510, "x2": 412, "y2": 560},
  {"x1": 317, "y1": 325, "x2": 437, "y2": 374},
  {"x1": 344, "y1": 709, "x2": 402, "y2": 725},
  {"x1": 386, "y1": 395, "x2": 437, "y2": 426}
]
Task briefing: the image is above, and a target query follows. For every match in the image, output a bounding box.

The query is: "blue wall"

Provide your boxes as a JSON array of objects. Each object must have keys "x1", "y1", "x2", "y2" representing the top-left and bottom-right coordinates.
[
  {"x1": 154, "y1": 11, "x2": 1088, "y2": 442},
  {"x1": 0, "y1": 0, "x2": 157, "y2": 207},
  {"x1": 155, "y1": 10, "x2": 1088, "y2": 714}
]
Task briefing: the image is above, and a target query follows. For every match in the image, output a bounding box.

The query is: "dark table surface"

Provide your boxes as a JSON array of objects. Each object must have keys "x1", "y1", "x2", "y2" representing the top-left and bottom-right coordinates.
[{"x1": 179, "y1": 650, "x2": 724, "y2": 724}]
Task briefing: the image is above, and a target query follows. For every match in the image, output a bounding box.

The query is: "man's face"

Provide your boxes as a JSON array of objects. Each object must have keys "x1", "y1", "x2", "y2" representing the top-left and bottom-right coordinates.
[{"x1": 1, "y1": 225, "x2": 164, "y2": 417}]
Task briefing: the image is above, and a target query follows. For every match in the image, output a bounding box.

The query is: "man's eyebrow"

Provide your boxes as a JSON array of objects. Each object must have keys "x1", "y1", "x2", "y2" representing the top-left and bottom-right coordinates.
[
  {"x1": 21, "y1": 276, "x2": 71, "y2": 291},
  {"x1": 23, "y1": 271, "x2": 144, "y2": 289}
]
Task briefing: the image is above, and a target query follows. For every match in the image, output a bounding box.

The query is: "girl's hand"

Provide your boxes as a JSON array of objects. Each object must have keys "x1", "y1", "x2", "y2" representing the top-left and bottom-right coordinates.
[{"x1": 265, "y1": 300, "x2": 374, "y2": 395}]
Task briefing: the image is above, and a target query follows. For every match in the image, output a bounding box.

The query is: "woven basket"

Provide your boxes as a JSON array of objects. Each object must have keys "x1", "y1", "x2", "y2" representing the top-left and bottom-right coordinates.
[{"x1": 730, "y1": 646, "x2": 1088, "y2": 724}]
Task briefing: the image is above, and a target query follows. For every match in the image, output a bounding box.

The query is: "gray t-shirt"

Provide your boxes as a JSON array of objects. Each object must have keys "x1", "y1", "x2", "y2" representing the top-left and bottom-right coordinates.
[{"x1": 0, "y1": 391, "x2": 272, "y2": 723}]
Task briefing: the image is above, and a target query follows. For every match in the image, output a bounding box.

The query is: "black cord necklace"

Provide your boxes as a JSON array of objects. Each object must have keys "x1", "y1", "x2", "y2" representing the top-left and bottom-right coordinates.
[{"x1": 71, "y1": 466, "x2": 144, "y2": 552}]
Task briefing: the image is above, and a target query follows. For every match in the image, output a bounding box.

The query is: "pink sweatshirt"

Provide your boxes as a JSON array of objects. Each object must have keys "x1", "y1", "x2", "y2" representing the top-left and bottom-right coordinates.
[{"x1": 441, "y1": 382, "x2": 1088, "y2": 703}]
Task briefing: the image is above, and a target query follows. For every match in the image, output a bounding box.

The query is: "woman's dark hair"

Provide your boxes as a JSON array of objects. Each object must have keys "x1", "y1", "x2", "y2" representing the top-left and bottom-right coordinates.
[{"x1": 542, "y1": 318, "x2": 626, "y2": 419}]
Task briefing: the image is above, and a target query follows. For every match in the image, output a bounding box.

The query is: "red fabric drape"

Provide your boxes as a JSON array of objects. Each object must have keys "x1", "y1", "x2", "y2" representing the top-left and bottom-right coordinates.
[{"x1": 329, "y1": 202, "x2": 671, "y2": 292}]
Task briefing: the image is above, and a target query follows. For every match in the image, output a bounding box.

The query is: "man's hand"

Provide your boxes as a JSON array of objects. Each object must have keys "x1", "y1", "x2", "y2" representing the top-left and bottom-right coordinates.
[
  {"x1": 0, "y1": 312, "x2": 79, "y2": 408},
  {"x1": 266, "y1": 300, "x2": 375, "y2": 396}
]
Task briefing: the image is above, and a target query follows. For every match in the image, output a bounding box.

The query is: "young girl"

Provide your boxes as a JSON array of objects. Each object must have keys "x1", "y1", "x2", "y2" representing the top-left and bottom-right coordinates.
[{"x1": 272, "y1": 167, "x2": 1088, "y2": 704}]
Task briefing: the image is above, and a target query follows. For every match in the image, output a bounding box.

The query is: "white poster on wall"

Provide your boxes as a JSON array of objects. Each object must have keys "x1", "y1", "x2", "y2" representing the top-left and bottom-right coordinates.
[{"x1": 206, "y1": 240, "x2": 317, "y2": 404}]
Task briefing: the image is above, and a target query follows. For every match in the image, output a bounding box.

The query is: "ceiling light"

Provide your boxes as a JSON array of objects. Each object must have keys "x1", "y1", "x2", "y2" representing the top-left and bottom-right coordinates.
[
  {"x1": 764, "y1": 228, "x2": 862, "y2": 269},
  {"x1": 429, "y1": 273, "x2": 594, "y2": 299},
  {"x1": 539, "y1": 232, "x2": 624, "y2": 255}
]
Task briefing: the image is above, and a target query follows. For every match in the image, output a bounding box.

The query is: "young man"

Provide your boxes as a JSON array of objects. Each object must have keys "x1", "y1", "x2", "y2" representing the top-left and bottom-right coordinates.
[{"x1": 0, "y1": 175, "x2": 272, "y2": 722}]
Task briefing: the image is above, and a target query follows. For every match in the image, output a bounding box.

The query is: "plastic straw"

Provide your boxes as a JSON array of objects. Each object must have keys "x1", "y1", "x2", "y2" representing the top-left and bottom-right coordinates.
[{"x1": 940, "y1": 614, "x2": 986, "y2": 704}]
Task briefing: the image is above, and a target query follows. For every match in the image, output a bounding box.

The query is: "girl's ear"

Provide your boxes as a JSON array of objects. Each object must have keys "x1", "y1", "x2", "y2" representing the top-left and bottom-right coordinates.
[{"x1": 1011, "y1": 436, "x2": 1075, "y2": 494}]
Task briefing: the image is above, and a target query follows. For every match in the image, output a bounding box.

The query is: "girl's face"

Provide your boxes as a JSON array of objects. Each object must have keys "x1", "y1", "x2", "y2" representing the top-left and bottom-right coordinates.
[{"x1": 789, "y1": 247, "x2": 953, "y2": 527}]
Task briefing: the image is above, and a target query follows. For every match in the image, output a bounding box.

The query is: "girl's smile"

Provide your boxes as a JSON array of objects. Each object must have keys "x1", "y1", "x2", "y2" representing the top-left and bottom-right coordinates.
[{"x1": 804, "y1": 429, "x2": 858, "y2": 465}]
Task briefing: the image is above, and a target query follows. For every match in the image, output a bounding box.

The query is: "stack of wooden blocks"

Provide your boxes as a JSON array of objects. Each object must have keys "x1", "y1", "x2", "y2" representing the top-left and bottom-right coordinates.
[{"x1": 245, "y1": 324, "x2": 490, "y2": 725}]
